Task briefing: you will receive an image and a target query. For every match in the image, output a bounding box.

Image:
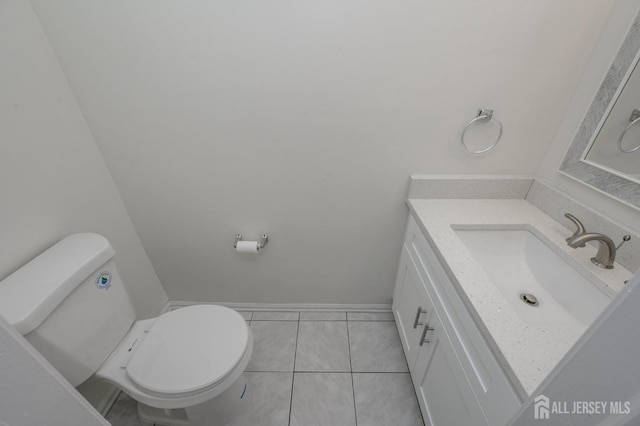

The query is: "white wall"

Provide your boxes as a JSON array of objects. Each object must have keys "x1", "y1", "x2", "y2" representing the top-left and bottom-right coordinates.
[
  {"x1": 0, "y1": 0, "x2": 167, "y2": 318},
  {"x1": 29, "y1": 0, "x2": 614, "y2": 303},
  {"x1": 537, "y1": 0, "x2": 640, "y2": 238}
]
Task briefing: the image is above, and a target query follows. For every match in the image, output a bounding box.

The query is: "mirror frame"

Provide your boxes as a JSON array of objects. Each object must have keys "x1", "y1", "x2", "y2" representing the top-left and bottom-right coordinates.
[{"x1": 560, "y1": 10, "x2": 640, "y2": 210}]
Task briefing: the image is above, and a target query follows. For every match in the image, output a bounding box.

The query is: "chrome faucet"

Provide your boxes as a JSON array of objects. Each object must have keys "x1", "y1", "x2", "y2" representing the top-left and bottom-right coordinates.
[
  {"x1": 564, "y1": 213, "x2": 631, "y2": 269},
  {"x1": 564, "y1": 213, "x2": 586, "y2": 247},
  {"x1": 567, "y1": 233, "x2": 618, "y2": 269}
]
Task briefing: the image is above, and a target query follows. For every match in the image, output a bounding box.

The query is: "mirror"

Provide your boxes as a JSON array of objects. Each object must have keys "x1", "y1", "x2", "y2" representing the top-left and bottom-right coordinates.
[
  {"x1": 583, "y1": 55, "x2": 640, "y2": 182},
  {"x1": 560, "y1": 11, "x2": 640, "y2": 209}
]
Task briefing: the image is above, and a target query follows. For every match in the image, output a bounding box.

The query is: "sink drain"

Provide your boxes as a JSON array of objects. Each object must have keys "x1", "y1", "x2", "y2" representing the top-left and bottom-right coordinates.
[{"x1": 520, "y1": 293, "x2": 539, "y2": 307}]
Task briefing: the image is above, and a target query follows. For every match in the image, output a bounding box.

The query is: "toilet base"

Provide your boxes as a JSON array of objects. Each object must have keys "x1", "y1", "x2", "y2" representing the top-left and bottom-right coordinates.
[{"x1": 137, "y1": 374, "x2": 249, "y2": 426}]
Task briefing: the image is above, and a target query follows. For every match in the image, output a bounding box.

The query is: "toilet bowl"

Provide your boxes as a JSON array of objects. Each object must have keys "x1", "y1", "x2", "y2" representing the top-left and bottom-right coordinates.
[
  {"x1": 0, "y1": 233, "x2": 253, "y2": 426},
  {"x1": 98, "y1": 305, "x2": 253, "y2": 426}
]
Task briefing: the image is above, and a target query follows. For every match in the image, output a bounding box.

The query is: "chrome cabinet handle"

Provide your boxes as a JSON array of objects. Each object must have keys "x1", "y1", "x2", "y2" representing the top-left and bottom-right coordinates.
[
  {"x1": 419, "y1": 324, "x2": 435, "y2": 346},
  {"x1": 413, "y1": 306, "x2": 427, "y2": 329}
]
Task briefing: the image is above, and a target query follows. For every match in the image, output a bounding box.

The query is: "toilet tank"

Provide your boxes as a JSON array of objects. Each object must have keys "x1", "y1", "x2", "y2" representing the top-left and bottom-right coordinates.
[{"x1": 0, "y1": 233, "x2": 136, "y2": 386}]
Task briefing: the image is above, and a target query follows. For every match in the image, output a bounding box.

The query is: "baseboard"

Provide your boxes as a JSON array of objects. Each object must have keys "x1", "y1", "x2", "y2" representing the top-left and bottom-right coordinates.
[
  {"x1": 97, "y1": 386, "x2": 121, "y2": 417},
  {"x1": 167, "y1": 301, "x2": 392, "y2": 312},
  {"x1": 76, "y1": 377, "x2": 121, "y2": 417},
  {"x1": 160, "y1": 298, "x2": 173, "y2": 314}
]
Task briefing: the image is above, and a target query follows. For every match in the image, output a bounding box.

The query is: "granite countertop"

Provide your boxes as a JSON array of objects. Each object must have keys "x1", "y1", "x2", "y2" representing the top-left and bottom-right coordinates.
[{"x1": 408, "y1": 198, "x2": 633, "y2": 397}]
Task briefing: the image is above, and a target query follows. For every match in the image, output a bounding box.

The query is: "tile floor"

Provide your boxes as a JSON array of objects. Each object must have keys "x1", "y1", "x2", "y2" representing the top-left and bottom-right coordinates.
[{"x1": 105, "y1": 311, "x2": 424, "y2": 426}]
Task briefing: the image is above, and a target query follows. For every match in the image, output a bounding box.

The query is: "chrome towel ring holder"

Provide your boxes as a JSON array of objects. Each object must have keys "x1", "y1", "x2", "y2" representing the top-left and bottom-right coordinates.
[
  {"x1": 618, "y1": 109, "x2": 640, "y2": 153},
  {"x1": 461, "y1": 108, "x2": 503, "y2": 154}
]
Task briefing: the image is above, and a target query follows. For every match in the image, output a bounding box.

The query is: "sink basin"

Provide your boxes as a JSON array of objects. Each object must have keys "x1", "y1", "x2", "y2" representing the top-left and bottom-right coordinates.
[{"x1": 454, "y1": 227, "x2": 611, "y2": 327}]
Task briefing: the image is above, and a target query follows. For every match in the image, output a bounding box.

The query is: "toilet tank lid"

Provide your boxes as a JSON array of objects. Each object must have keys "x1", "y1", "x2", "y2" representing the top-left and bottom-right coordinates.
[{"x1": 0, "y1": 233, "x2": 115, "y2": 335}]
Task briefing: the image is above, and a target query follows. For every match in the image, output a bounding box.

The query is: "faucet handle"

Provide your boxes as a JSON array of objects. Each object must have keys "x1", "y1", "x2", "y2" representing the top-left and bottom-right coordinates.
[
  {"x1": 616, "y1": 235, "x2": 631, "y2": 251},
  {"x1": 564, "y1": 213, "x2": 586, "y2": 247}
]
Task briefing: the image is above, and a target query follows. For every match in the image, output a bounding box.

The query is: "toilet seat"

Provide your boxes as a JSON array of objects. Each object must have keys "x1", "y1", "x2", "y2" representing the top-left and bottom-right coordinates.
[
  {"x1": 127, "y1": 305, "x2": 249, "y2": 398},
  {"x1": 96, "y1": 304, "x2": 253, "y2": 409}
]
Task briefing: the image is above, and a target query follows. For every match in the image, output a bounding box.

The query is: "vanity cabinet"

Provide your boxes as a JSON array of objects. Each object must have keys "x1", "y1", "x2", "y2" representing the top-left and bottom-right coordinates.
[
  {"x1": 392, "y1": 215, "x2": 521, "y2": 426},
  {"x1": 392, "y1": 246, "x2": 434, "y2": 370},
  {"x1": 413, "y1": 308, "x2": 486, "y2": 425}
]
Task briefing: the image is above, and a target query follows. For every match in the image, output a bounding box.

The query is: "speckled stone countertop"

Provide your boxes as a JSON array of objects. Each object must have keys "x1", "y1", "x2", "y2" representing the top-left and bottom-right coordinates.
[{"x1": 408, "y1": 198, "x2": 633, "y2": 397}]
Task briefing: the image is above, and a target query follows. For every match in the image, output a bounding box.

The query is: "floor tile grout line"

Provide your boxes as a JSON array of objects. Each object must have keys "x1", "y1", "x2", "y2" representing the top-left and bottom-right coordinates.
[
  {"x1": 346, "y1": 318, "x2": 358, "y2": 426},
  {"x1": 247, "y1": 369, "x2": 353, "y2": 373},
  {"x1": 288, "y1": 315, "x2": 301, "y2": 426},
  {"x1": 245, "y1": 370, "x2": 412, "y2": 373},
  {"x1": 292, "y1": 316, "x2": 300, "y2": 372},
  {"x1": 346, "y1": 320, "x2": 354, "y2": 373},
  {"x1": 406, "y1": 372, "x2": 427, "y2": 426},
  {"x1": 288, "y1": 373, "x2": 296, "y2": 426}
]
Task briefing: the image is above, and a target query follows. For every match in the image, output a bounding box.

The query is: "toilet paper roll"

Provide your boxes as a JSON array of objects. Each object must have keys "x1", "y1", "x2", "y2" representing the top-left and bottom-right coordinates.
[{"x1": 236, "y1": 240, "x2": 260, "y2": 253}]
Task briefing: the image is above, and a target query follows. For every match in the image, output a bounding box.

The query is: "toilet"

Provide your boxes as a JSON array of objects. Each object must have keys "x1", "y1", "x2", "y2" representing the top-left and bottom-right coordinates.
[{"x1": 0, "y1": 233, "x2": 252, "y2": 426}]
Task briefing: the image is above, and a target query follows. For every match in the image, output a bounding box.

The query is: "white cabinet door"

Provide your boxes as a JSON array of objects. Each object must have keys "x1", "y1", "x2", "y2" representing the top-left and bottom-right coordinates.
[
  {"x1": 396, "y1": 215, "x2": 521, "y2": 425},
  {"x1": 392, "y1": 246, "x2": 433, "y2": 371},
  {"x1": 413, "y1": 309, "x2": 488, "y2": 426}
]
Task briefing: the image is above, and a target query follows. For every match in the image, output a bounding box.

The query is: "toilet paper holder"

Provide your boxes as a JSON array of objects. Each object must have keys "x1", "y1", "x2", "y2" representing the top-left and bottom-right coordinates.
[{"x1": 234, "y1": 234, "x2": 269, "y2": 249}]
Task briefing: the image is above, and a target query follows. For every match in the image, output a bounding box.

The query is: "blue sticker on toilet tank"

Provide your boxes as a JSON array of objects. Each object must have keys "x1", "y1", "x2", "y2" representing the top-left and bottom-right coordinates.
[{"x1": 95, "y1": 271, "x2": 112, "y2": 290}]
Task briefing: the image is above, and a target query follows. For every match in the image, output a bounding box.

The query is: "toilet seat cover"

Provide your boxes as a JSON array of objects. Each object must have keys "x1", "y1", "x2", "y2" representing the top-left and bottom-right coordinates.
[{"x1": 126, "y1": 305, "x2": 249, "y2": 396}]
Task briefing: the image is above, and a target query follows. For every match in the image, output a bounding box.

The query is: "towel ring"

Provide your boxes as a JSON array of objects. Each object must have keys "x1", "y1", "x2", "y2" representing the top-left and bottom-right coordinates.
[
  {"x1": 618, "y1": 109, "x2": 640, "y2": 153},
  {"x1": 461, "y1": 108, "x2": 503, "y2": 154}
]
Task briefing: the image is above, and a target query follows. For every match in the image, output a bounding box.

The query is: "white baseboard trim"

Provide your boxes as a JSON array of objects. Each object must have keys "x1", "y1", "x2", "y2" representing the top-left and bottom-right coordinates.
[
  {"x1": 167, "y1": 301, "x2": 392, "y2": 312},
  {"x1": 76, "y1": 377, "x2": 122, "y2": 418},
  {"x1": 160, "y1": 299, "x2": 173, "y2": 314},
  {"x1": 97, "y1": 386, "x2": 121, "y2": 417}
]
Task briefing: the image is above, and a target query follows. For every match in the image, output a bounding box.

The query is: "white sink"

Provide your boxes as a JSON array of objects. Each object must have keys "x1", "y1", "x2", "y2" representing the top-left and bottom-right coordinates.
[{"x1": 454, "y1": 227, "x2": 611, "y2": 327}]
